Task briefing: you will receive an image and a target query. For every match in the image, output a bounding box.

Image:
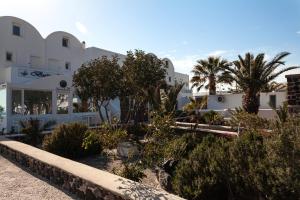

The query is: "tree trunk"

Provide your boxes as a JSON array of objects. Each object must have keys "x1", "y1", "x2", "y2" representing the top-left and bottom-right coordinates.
[
  {"x1": 208, "y1": 74, "x2": 216, "y2": 95},
  {"x1": 242, "y1": 90, "x2": 260, "y2": 114},
  {"x1": 97, "y1": 101, "x2": 105, "y2": 123},
  {"x1": 82, "y1": 100, "x2": 88, "y2": 112},
  {"x1": 104, "y1": 101, "x2": 110, "y2": 124}
]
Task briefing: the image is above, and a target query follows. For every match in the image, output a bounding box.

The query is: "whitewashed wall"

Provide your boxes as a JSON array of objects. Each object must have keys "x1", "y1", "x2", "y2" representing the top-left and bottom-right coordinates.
[{"x1": 208, "y1": 91, "x2": 286, "y2": 110}]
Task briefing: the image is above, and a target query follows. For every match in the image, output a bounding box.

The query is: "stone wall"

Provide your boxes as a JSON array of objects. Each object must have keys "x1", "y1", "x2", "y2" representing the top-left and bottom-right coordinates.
[
  {"x1": 0, "y1": 137, "x2": 183, "y2": 200},
  {"x1": 286, "y1": 74, "x2": 300, "y2": 113}
]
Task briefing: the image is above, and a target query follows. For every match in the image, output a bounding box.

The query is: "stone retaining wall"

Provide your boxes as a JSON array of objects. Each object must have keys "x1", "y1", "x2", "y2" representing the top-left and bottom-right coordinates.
[{"x1": 0, "y1": 137, "x2": 183, "y2": 200}]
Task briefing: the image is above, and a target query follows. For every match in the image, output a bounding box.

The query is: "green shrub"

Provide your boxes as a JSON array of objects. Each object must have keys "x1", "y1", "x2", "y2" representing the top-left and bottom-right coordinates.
[
  {"x1": 229, "y1": 109, "x2": 270, "y2": 131},
  {"x1": 172, "y1": 127, "x2": 300, "y2": 200},
  {"x1": 100, "y1": 128, "x2": 128, "y2": 149},
  {"x1": 201, "y1": 110, "x2": 224, "y2": 125},
  {"x1": 172, "y1": 135, "x2": 230, "y2": 200},
  {"x1": 164, "y1": 133, "x2": 201, "y2": 161},
  {"x1": 264, "y1": 118, "x2": 300, "y2": 199},
  {"x1": 126, "y1": 124, "x2": 148, "y2": 138},
  {"x1": 82, "y1": 130, "x2": 103, "y2": 155},
  {"x1": 20, "y1": 118, "x2": 56, "y2": 146},
  {"x1": 143, "y1": 113, "x2": 175, "y2": 167},
  {"x1": 42, "y1": 123, "x2": 88, "y2": 158},
  {"x1": 113, "y1": 162, "x2": 146, "y2": 182},
  {"x1": 229, "y1": 131, "x2": 269, "y2": 199}
]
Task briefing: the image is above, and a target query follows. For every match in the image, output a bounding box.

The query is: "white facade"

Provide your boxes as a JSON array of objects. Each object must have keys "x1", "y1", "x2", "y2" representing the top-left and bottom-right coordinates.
[
  {"x1": 0, "y1": 16, "x2": 190, "y2": 133},
  {"x1": 203, "y1": 91, "x2": 287, "y2": 119}
]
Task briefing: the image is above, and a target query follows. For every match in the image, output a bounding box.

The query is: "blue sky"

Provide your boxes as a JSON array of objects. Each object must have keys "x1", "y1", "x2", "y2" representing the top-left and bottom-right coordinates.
[{"x1": 1, "y1": 0, "x2": 300, "y2": 82}]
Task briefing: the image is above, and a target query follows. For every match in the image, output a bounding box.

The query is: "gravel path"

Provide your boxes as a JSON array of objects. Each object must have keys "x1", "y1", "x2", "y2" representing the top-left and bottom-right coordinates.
[{"x1": 0, "y1": 155, "x2": 77, "y2": 200}]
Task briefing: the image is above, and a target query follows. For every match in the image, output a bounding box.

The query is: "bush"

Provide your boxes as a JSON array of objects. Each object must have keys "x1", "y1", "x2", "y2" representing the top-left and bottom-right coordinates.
[
  {"x1": 113, "y1": 162, "x2": 146, "y2": 182},
  {"x1": 201, "y1": 110, "x2": 224, "y2": 125},
  {"x1": 43, "y1": 123, "x2": 88, "y2": 158},
  {"x1": 82, "y1": 130, "x2": 103, "y2": 155},
  {"x1": 172, "y1": 126, "x2": 300, "y2": 200},
  {"x1": 143, "y1": 113, "x2": 175, "y2": 167},
  {"x1": 264, "y1": 118, "x2": 300, "y2": 199},
  {"x1": 229, "y1": 109, "x2": 270, "y2": 131},
  {"x1": 19, "y1": 118, "x2": 55, "y2": 146},
  {"x1": 100, "y1": 127, "x2": 128, "y2": 149},
  {"x1": 172, "y1": 135, "x2": 230, "y2": 200},
  {"x1": 164, "y1": 133, "x2": 201, "y2": 161},
  {"x1": 126, "y1": 124, "x2": 148, "y2": 138}
]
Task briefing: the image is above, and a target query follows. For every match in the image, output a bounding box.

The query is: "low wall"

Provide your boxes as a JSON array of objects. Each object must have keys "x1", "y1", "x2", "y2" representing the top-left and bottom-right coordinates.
[{"x1": 0, "y1": 137, "x2": 183, "y2": 200}]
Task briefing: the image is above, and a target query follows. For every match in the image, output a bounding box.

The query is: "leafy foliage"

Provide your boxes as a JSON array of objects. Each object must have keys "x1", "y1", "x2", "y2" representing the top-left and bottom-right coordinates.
[
  {"x1": 113, "y1": 162, "x2": 146, "y2": 182},
  {"x1": 229, "y1": 108, "x2": 270, "y2": 131},
  {"x1": 121, "y1": 50, "x2": 167, "y2": 123},
  {"x1": 191, "y1": 56, "x2": 232, "y2": 94},
  {"x1": 73, "y1": 55, "x2": 122, "y2": 123},
  {"x1": 99, "y1": 126, "x2": 128, "y2": 149},
  {"x1": 143, "y1": 112, "x2": 175, "y2": 167},
  {"x1": 82, "y1": 130, "x2": 103, "y2": 155},
  {"x1": 201, "y1": 110, "x2": 224, "y2": 125},
  {"x1": 223, "y1": 52, "x2": 298, "y2": 114},
  {"x1": 19, "y1": 118, "x2": 56, "y2": 146},
  {"x1": 43, "y1": 123, "x2": 89, "y2": 158},
  {"x1": 164, "y1": 133, "x2": 201, "y2": 161},
  {"x1": 161, "y1": 83, "x2": 184, "y2": 115},
  {"x1": 173, "y1": 135, "x2": 230, "y2": 200}
]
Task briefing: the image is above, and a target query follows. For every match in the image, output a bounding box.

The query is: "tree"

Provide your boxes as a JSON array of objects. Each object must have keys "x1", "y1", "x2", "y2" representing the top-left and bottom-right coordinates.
[
  {"x1": 261, "y1": 81, "x2": 286, "y2": 93},
  {"x1": 191, "y1": 56, "x2": 232, "y2": 95},
  {"x1": 223, "y1": 52, "x2": 298, "y2": 114},
  {"x1": 161, "y1": 83, "x2": 184, "y2": 115},
  {"x1": 121, "y1": 50, "x2": 167, "y2": 123},
  {"x1": 20, "y1": 118, "x2": 56, "y2": 146},
  {"x1": 73, "y1": 55, "x2": 122, "y2": 124}
]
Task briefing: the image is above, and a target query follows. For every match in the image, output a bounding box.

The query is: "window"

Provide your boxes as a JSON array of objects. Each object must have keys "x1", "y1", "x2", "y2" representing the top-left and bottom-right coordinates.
[
  {"x1": 65, "y1": 62, "x2": 71, "y2": 70},
  {"x1": 57, "y1": 93, "x2": 69, "y2": 114},
  {"x1": 62, "y1": 37, "x2": 69, "y2": 47},
  {"x1": 12, "y1": 24, "x2": 21, "y2": 36},
  {"x1": 6, "y1": 52, "x2": 12, "y2": 62},
  {"x1": 269, "y1": 95, "x2": 276, "y2": 108},
  {"x1": 165, "y1": 61, "x2": 169, "y2": 66},
  {"x1": 169, "y1": 76, "x2": 172, "y2": 82},
  {"x1": 0, "y1": 87, "x2": 7, "y2": 118},
  {"x1": 24, "y1": 90, "x2": 52, "y2": 115},
  {"x1": 12, "y1": 90, "x2": 22, "y2": 114}
]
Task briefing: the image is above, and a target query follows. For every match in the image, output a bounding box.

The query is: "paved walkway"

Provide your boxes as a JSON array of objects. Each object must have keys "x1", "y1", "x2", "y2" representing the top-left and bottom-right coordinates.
[{"x1": 0, "y1": 155, "x2": 77, "y2": 200}]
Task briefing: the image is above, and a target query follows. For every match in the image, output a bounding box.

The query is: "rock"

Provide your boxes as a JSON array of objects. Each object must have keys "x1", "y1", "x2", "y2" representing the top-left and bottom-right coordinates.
[
  {"x1": 117, "y1": 142, "x2": 139, "y2": 158},
  {"x1": 155, "y1": 167, "x2": 172, "y2": 192},
  {"x1": 162, "y1": 159, "x2": 178, "y2": 174}
]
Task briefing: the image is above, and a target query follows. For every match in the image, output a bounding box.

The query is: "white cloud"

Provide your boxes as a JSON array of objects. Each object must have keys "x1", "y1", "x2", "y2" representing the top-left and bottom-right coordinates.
[
  {"x1": 172, "y1": 55, "x2": 200, "y2": 75},
  {"x1": 75, "y1": 21, "x2": 88, "y2": 34},
  {"x1": 207, "y1": 50, "x2": 228, "y2": 57},
  {"x1": 297, "y1": 31, "x2": 300, "y2": 34}
]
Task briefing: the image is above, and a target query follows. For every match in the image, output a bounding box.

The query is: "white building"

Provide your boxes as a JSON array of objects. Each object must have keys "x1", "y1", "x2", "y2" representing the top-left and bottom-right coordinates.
[
  {"x1": 195, "y1": 91, "x2": 286, "y2": 119},
  {"x1": 0, "y1": 16, "x2": 190, "y2": 133}
]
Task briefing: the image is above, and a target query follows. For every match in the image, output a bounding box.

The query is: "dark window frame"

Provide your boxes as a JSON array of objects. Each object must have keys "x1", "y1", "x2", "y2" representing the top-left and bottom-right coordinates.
[
  {"x1": 269, "y1": 94, "x2": 276, "y2": 108},
  {"x1": 62, "y1": 37, "x2": 69, "y2": 47},
  {"x1": 12, "y1": 24, "x2": 21, "y2": 36},
  {"x1": 6, "y1": 52, "x2": 13, "y2": 62},
  {"x1": 65, "y1": 62, "x2": 71, "y2": 70}
]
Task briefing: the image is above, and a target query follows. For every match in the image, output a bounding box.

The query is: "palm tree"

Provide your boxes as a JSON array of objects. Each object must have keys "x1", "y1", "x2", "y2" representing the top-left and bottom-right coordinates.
[
  {"x1": 161, "y1": 83, "x2": 184, "y2": 114},
  {"x1": 223, "y1": 52, "x2": 298, "y2": 114},
  {"x1": 191, "y1": 56, "x2": 232, "y2": 95},
  {"x1": 261, "y1": 81, "x2": 286, "y2": 93}
]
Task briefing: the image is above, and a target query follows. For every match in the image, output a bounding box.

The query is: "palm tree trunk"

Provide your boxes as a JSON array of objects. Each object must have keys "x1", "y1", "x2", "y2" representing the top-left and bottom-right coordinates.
[
  {"x1": 208, "y1": 75, "x2": 216, "y2": 95},
  {"x1": 242, "y1": 90, "x2": 260, "y2": 114}
]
